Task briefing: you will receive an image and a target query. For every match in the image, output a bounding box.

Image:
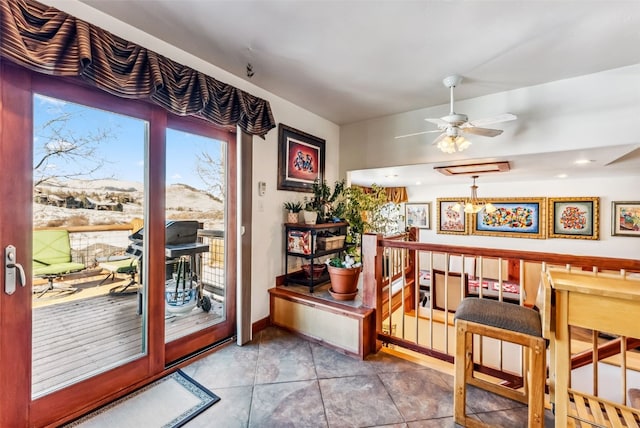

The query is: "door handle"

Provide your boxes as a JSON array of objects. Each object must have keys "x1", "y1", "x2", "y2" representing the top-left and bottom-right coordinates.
[{"x1": 5, "y1": 245, "x2": 26, "y2": 295}]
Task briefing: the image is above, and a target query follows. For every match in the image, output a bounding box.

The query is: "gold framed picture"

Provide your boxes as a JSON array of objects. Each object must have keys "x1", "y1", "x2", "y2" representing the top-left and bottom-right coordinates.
[
  {"x1": 436, "y1": 198, "x2": 468, "y2": 235},
  {"x1": 471, "y1": 197, "x2": 546, "y2": 239},
  {"x1": 548, "y1": 196, "x2": 599, "y2": 240}
]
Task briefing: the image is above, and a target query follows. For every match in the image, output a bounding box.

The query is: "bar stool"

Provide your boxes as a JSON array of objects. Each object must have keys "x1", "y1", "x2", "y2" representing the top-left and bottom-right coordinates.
[{"x1": 453, "y1": 297, "x2": 546, "y2": 427}]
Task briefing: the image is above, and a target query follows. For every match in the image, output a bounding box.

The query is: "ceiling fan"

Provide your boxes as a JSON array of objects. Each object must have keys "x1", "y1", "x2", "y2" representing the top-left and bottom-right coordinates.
[{"x1": 395, "y1": 75, "x2": 517, "y2": 153}]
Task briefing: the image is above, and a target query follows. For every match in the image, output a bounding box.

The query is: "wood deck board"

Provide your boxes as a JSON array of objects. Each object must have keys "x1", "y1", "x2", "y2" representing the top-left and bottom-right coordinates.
[{"x1": 31, "y1": 285, "x2": 224, "y2": 397}]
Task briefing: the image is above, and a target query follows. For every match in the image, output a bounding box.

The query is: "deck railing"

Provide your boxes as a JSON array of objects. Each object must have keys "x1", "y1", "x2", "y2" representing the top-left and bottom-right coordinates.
[
  {"x1": 361, "y1": 229, "x2": 640, "y2": 398},
  {"x1": 33, "y1": 223, "x2": 225, "y2": 293}
]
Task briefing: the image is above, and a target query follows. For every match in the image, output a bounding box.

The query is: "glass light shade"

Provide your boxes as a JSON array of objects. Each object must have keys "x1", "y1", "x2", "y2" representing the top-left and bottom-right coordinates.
[
  {"x1": 437, "y1": 135, "x2": 471, "y2": 154},
  {"x1": 457, "y1": 176, "x2": 494, "y2": 214},
  {"x1": 456, "y1": 137, "x2": 471, "y2": 151}
]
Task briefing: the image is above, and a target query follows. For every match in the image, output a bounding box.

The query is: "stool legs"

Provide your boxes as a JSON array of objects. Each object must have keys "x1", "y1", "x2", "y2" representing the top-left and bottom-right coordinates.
[
  {"x1": 453, "y1": 319, "x2": 546, "y2": 428},
  {"x1": 454, "y1": 321, "x2": 473, "y2": 426}
]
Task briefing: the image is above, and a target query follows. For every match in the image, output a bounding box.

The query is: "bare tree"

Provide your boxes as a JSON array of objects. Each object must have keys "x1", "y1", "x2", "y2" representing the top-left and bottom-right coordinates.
[
  {"x1": 33, "y1": 113, "x2": 113, "y2": 187},
  {"x1": 195, "y1": 151, "x2": 225, "y2": 201}
]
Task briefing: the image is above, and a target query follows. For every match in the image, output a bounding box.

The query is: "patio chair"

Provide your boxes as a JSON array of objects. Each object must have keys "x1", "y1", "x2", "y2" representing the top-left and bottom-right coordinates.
[
  {"x1": 32, "y1": 229, "x2": 85, "y2": 298},
  {"x1": 97, "y1": 255, "x2": 138, "y2": 295}
]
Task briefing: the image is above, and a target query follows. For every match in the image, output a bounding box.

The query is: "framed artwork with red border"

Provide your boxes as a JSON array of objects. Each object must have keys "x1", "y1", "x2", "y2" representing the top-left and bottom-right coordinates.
[
  {"x1": 277, "y1": 124, "x2": 325, "y2": 192},
  {"x1": 611, "y1": 201, "x2": 640, "y2": 237}
]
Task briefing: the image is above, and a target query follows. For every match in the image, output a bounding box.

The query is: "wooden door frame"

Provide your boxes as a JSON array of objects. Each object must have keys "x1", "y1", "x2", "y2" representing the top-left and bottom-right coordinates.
[
  {"x1": 0, "y1": 61, "x2": 238, "y2": 426},
  {"x1": 0, "y1": 60, "x2": 33, "y2": 428}
]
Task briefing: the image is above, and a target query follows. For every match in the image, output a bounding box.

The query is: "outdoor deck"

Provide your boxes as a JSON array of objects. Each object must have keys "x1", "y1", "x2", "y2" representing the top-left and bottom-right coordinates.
[{"x1": 32, "y1": 275, "x2": 224, "y2": 398}]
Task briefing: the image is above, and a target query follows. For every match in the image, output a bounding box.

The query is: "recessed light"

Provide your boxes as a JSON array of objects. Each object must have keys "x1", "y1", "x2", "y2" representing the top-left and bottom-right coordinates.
[
  {"x1": 574, "y1": 159, "x2": 594, "y2": 165},
  {"x1": 415, "y1": 181, "x2": 422, "y2": 185},
  {"x1": 556, "y1": 174, "x2": 568, "y2": 179}
]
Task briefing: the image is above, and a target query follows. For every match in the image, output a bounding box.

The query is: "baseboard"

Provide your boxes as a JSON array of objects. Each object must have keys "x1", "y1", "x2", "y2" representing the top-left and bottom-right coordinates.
[{"x1": 252, "y1": 316, "x2": 270, "y2": 336}]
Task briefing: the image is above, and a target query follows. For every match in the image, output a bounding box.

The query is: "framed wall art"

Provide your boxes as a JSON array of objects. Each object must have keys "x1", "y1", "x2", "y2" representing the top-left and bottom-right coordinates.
[
  {"x1": 436, "y1": 198, "x2": 467, "y2": 235},
  {"x1": 471, "y1": 197, "x2": 546, "y2": 239},
  {"x1": 611, "y1": 201, "x2": 640, "y2": 237},
  {"x1": 277, "y1": 124, "x2": 325, "y2": 192},
  {"x1": 405, "y1": 202, "x2": 431, "y2": 229},
  {"x1": 548, "y1": 197, "x2": 599, "y2": 240}
]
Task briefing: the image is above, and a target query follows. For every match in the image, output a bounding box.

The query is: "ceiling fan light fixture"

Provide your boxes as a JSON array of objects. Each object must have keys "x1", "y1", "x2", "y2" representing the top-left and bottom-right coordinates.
[{"x1": 437, "y1": 135, "x2": 471, "y2": 153}]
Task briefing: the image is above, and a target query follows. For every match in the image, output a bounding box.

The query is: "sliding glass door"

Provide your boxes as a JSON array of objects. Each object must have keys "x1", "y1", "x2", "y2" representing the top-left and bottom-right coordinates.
[
  {"x1": 0, "y1": 63, "x2": 236, "y2": 427},
  {"x1": 31, "y1": 92, "x2": 149, "y2": 398}
]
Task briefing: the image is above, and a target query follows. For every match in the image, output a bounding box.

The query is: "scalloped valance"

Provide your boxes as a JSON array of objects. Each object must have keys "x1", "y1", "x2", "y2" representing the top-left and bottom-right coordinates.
[
  {"x1": 356, "y1": 185, "x2": 408, "y2": 204},
  {"x1": 0, "y1": 0, "x2": 276, "y2": 137}
]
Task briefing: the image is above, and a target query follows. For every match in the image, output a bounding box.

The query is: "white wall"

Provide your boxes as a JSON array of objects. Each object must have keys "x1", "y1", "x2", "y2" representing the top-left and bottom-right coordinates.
[
  {"x1": 46, "y1": 1, "x2": 341, "y2": 325},
  {"x1": 407, "y1": 175, "x2": 638, "y2": 259}
]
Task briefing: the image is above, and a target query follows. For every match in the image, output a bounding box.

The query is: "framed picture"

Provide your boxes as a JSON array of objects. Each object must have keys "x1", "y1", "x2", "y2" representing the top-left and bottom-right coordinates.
[
  {"x1": 405, "y1": 202, "x2": 431, "y2": 229},
  {"x1": 611, "y1": 201, "x2": 640, "y2": 237},
  {"x1": 472, "y1": 197, "x2": 546, "y2": 239},
  {"x1": 548, "y1": 197, "x2": 599, "y2": 240},
  {"x1": 277, "y1": 124, "x2": 325, "y2": 192},
  {"x1": 436, "y1": 198, "x2": 468, "y2": 235}
]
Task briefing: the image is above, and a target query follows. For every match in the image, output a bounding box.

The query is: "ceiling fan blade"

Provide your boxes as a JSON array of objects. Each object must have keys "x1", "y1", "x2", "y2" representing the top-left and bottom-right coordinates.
[
  {"x1": 467, "y1": 113, "x2": 517, "y2": 127},
  {"x1": 462, "y1": 126, "x2": 504, "y2": 137},
  {"x1": 431, "y1": 132, "x2": 447, "y2": 145},
  {"x1": 425, "y1": 118, "x2": 449, "y2": 127},
  {"x1": 394, "y1": 129, "x2": 441, "y2": 139}
]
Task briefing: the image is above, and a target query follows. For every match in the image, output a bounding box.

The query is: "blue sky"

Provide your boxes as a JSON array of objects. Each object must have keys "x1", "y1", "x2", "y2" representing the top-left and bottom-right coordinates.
[{"x1": 33, "y1": 94, "x2": 223, "y2": 190}]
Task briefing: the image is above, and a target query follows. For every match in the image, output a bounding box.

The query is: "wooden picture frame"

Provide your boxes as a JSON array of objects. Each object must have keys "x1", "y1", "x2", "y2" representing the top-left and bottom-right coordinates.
[
  {"x1": 436, "y1": 198, "x2": 468, "y2": 235},
  {"x1": 472, "y1": 197, "x2": 546, "y2": 239},
  {"x1": 548, "y1": 196, "x2": 599, "y2": 240},
  {"x1": 277, "y1": 124, "x2": 325, "y2": 192},
  {"x1": 611, "y1": 201, "x2": 640, "y2": 237},
  {"x1": 405, "y1": 202, "x2": 431, "y2": 229}
]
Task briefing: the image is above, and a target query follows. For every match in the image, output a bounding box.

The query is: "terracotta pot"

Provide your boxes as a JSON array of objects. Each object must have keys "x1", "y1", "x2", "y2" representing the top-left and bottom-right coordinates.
[
  {"x1": 287, "y1": 212, "x2": 299, "y2": 223},
  {"x1": 327, "y1": 265, "x2": 361, "y2": 296},
  {"x1": 302, "y1": 263, "x2": 326, "y2": 280}
]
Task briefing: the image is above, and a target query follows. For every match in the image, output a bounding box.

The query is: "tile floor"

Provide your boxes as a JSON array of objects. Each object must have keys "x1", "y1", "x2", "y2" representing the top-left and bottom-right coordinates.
[{"x1": 181, "y1": 327, "x2": 555, "y2": 427}]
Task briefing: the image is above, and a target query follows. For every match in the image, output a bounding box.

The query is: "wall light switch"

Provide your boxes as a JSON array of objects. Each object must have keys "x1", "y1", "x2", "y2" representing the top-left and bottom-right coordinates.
[{"x1": 258, "y1": 181, "x2": 266, "y2": 196}]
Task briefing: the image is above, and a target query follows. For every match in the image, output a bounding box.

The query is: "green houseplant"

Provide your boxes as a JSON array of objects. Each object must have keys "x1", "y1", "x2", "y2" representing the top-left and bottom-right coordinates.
[
  {"x1": 343, "y1": 184, "x2": 396, "y2": 255},
  {"x1": 309, "y1": 178, "x2": 347, "y2": 223},
  {"x1": 283, "y1": 201, "x2": 303, "y2": 223}
]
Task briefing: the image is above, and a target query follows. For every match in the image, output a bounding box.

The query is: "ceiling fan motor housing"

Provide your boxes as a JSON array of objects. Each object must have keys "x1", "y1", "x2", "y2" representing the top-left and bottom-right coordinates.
[
  {"x1": 442, "y1": 113, "x2": 468, "y2": 126},
  {"x1": 446, "y1": 126, "x2": 461, "y2": 137}
]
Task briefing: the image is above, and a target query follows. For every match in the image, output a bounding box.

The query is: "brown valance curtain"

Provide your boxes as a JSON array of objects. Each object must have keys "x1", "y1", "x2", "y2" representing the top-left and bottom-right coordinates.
[
  {"x1": 356, "y1": 185, "x2": 408, "y2": 204},
  {"x1": 0, "y1": 0, "x2": 276, "y2": 137}
]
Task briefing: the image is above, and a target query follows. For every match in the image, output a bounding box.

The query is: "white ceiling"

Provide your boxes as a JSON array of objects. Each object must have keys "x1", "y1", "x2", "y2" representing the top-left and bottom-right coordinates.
[
  {"x1": 77, "y1": 0, "x2": 640, "y2": 125},
  {"x1": 73, "y1": 0, "x2": 640, "y2": 186}
]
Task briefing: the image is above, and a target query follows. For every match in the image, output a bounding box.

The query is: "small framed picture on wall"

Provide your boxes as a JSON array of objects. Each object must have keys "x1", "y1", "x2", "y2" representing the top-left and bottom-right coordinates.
[
  {"x1": 405, "y1": 202, "x2": 431, "y2": 229},
  {"x1": 436, "y1": 198, "x2": 467, "y2": 235},
  {"x1": 611, "y1": 201, "x2": 640, "y2": 237},
  {"x1": 548, "y1": 197, "x2": 599, "y2": 240}
]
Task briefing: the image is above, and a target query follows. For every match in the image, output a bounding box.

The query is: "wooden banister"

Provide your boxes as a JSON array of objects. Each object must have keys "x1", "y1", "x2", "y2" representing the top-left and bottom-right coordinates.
[{"x1": 571, "y1": 337, "x2": 640, "y2": 370}]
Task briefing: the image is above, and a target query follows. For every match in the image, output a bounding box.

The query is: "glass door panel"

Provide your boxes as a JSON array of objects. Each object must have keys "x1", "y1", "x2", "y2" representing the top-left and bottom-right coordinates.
[
  {"x1": 31, "y1": 94, "x2": 148, "y2": 398},
  {"x1": 164, "y1": 128, "x2": 227, "y2": 343}
]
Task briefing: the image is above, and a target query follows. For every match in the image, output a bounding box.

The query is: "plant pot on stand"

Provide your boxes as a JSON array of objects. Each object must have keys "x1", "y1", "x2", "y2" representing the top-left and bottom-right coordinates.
[
  {"x1": 302, "y1": 210, "x2": 317, "y2": 225},
  {"x1": 287, "y1": 211, "x2": 299, "y2": 223},
  {"x1": 327, "y1": 265, "x2": 361, "y2": 300}
]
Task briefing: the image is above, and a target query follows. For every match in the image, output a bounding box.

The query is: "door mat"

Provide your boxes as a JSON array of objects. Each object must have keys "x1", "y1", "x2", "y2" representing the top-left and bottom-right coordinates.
[{"x1": 66, "y1": 370, "x2": 220, "y2": 428}]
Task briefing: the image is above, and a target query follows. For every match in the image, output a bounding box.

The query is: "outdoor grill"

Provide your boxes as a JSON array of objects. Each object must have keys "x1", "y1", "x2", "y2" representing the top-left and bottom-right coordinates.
[
  {"x1": 127, "y1": 220, "x2": 208, "y2": 259},
  {"x1": 126, "y1": 220, "x2": 211, "y2": 313}
]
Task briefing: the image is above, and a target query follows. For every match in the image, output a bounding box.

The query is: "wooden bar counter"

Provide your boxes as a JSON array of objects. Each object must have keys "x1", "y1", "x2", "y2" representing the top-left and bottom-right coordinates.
[{"x1": 545, "y1": 269, "x2": 640, "y2": 427}]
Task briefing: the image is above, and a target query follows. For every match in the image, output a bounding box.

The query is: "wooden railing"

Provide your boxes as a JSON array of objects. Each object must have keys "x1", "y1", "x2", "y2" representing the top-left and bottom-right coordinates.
[
  {"x1": 361, "y1": 229, "x2": 640, "y2": 390},
  {"x1": 32, "y1": 222, "x2": 226, "y2": 290}
]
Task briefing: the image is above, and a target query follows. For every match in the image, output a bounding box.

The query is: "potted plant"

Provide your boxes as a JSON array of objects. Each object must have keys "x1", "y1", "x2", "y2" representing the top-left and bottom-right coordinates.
[
  {"x1": 343, "y1": 184, "x2": 396, "y2": 254},
  {"x1": 325, "y1": 249, "x2": 362, "y2": 300},
  {"x1": 302, "y1": 197, "x2": 318, "y2": 224},
  {"x1": 283, "y1": 201, "x2": 303, "y2": 223},
  {"x1": 309, "y1": 178, "x2": 347, "y2": 224}
]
